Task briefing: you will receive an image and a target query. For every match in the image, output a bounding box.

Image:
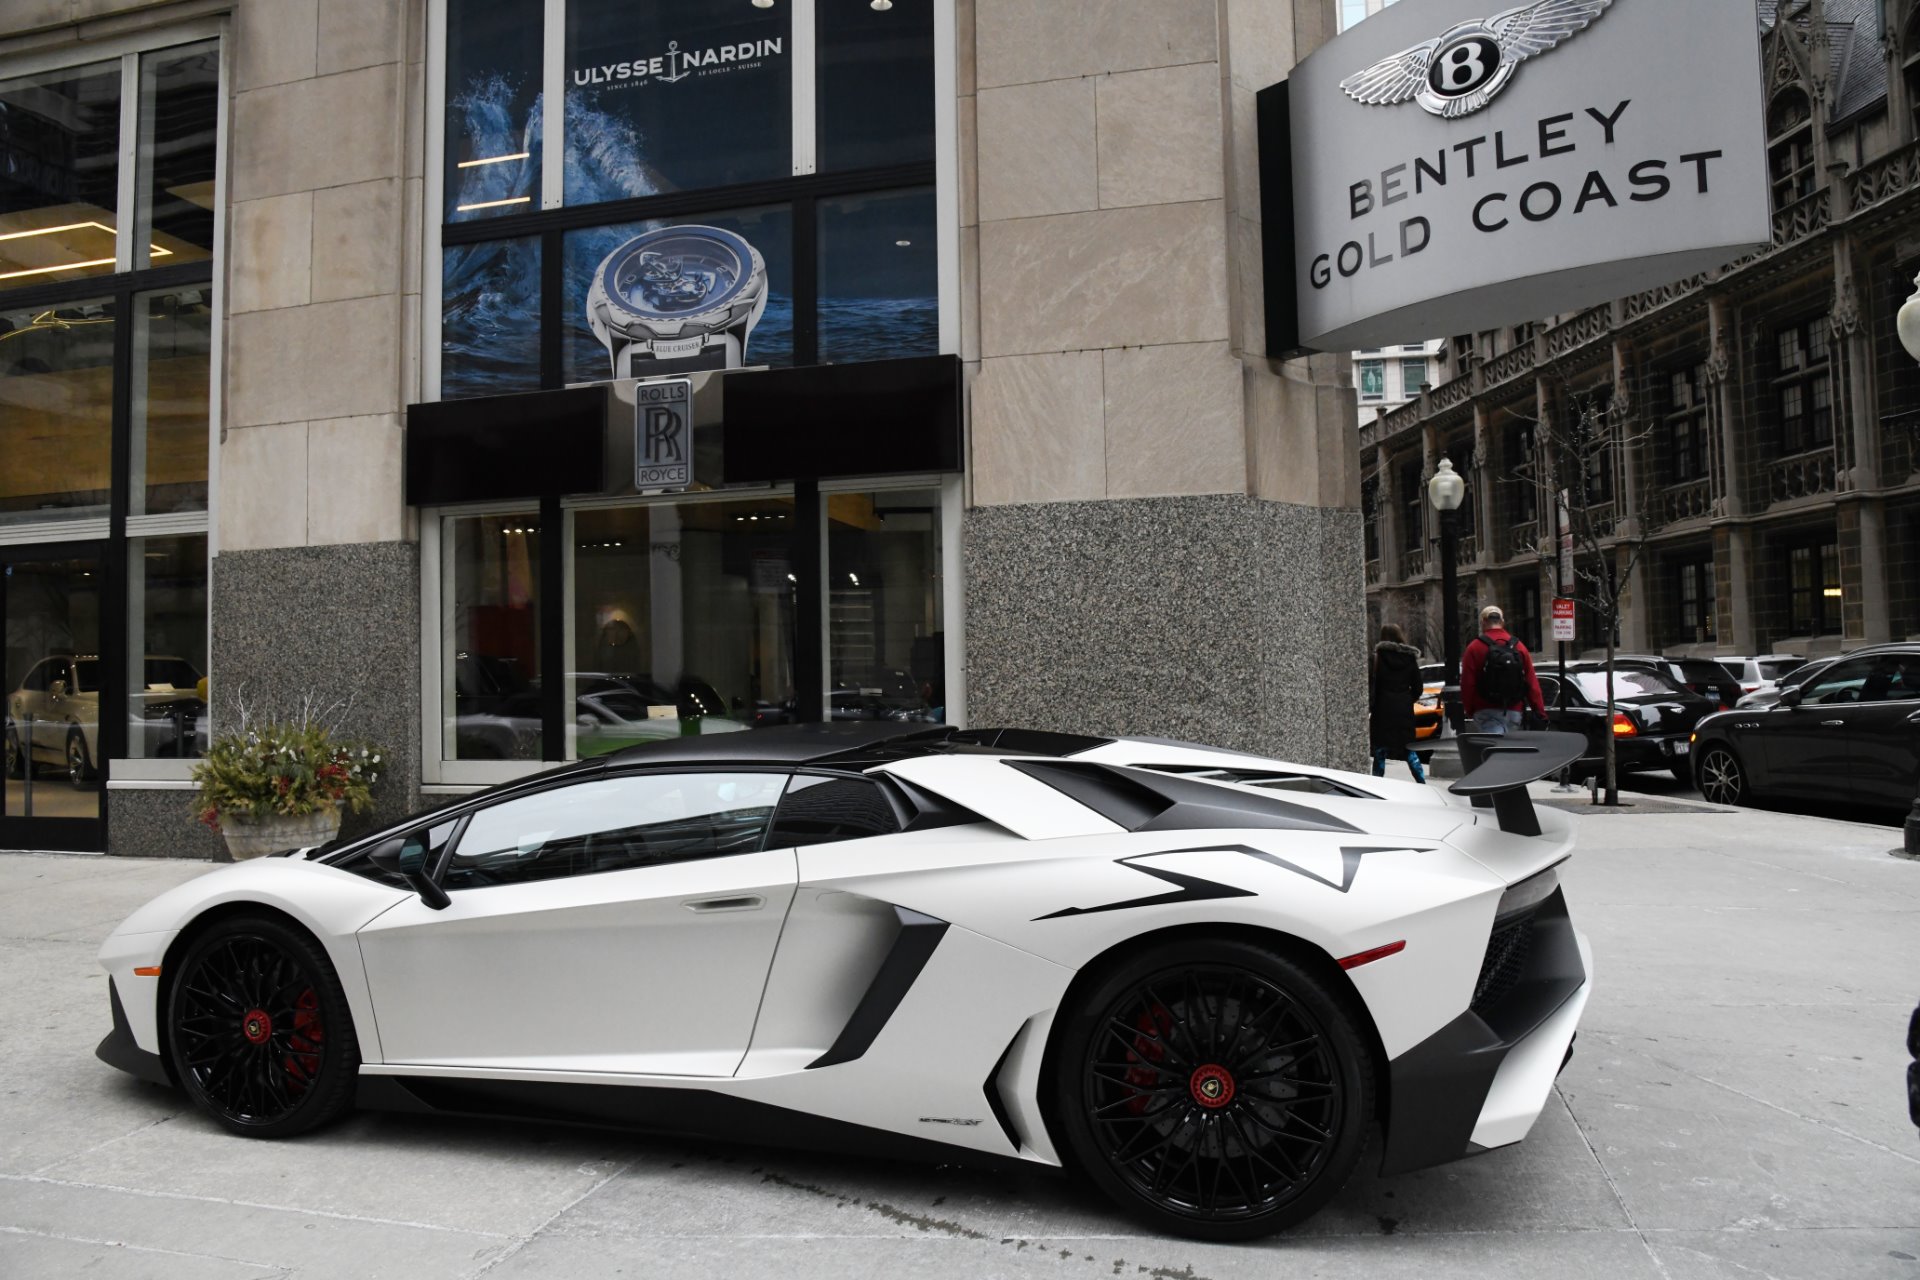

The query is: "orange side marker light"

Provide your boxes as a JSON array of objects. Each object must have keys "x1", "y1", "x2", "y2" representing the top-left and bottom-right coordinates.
[{"x1": 133, "y1": 966, "x2": 162, "y2": 977}]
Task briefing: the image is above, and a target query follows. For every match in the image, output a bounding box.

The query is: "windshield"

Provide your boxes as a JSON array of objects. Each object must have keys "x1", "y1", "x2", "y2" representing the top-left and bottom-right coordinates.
[{"x1": 1571, "y1": 669, "x2": 1684, "y2": 700}]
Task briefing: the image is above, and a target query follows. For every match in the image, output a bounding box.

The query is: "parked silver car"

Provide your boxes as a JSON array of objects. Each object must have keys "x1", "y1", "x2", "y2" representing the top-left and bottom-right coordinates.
[{"x1": 5, "y1": 654, "x2": 205, "y2": 787}]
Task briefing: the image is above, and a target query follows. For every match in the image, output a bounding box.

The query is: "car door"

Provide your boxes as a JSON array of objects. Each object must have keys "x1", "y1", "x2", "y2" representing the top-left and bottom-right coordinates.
[
  {"x1": 1758, "y1": 655, "x2": 1875, "y2": 799},
  {"x1": 1845, "y1": 654, "x2": 1920, "y2": 809},
  {"x1": 356, "y1": 767, "x2": 795, "y2": 1076}
]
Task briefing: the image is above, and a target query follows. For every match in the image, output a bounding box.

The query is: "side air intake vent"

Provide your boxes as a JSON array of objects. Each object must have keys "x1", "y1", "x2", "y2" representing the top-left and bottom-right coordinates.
[{"x1": 1007, "y1": 761, "x2": 1362, "y2": 835}]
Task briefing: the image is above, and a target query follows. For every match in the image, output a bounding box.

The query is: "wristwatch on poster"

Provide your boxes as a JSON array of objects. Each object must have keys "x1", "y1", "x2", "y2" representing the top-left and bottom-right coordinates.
[{"x1": 586, "y1": 225, "x2": 769, "y2": 379}]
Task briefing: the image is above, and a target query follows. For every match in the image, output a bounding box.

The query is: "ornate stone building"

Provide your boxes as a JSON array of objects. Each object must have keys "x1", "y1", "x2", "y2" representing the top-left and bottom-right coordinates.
[{"x1": 1362, "y1": 0, "x2": 1920, "y2": 662}]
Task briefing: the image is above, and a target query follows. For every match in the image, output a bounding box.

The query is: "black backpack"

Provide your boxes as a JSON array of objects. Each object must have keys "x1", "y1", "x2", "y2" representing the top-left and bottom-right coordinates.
[{"x1": 1477, "y1": 634, "x2": 1525, "y2": 705}]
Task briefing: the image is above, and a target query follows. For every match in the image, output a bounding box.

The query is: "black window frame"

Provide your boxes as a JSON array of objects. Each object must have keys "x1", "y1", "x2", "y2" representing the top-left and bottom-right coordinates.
[
  {"x1": 1663, "y1": 362, "x2": 1710, "y2": 483},
  {"x1": 1670, "y1": 553, "x2": 1716, "y2": 646},
  {"x1": 1783, "y1": 534, "x2": 1841, "y2": 636},
  {"x1": 1772, "y1": 316, "x2": 1833, "y2": 456}
]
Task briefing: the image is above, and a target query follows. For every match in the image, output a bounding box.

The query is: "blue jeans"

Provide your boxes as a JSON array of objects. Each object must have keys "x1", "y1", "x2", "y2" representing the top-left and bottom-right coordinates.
[
  {"x1": 1371, "y1": 746, "x2": 1427, "y2": 784},
  {"x1": 1472, "y1": 709, "x2": 1524, "y2": 735}
]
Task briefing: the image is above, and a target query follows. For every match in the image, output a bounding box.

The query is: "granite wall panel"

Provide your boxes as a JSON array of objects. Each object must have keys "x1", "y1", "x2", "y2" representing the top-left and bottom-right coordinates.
[
  {"x1": 207, "y1": 542, "x2": 422, "y2": 842},
  {"x1": 108, "y1": 789, "x2": 226, "y2": 861},
  {"x1": 964, "y1": 495, "x2": 1368, "y2": 768}
]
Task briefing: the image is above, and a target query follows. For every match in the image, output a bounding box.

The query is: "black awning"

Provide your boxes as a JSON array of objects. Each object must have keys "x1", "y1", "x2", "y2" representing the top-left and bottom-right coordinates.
[
  {"x1": 405, "y1": 386, "x2": 607, "y2": 505},
  {"x1": 720, "y1": 353, "x2": 962, "y2": 484}
]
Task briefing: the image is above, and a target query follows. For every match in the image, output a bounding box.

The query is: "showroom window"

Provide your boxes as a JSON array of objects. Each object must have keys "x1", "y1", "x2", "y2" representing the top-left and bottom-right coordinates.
[
  {"x1": 434, "y1": 0, "x2": 943, "y2": 400},
  {"x1": 430, "y1": 482, "x2": 948, "y2": 780},
  {"x1": 0, "y1": 32, "x2": 220, "y2": 838}
]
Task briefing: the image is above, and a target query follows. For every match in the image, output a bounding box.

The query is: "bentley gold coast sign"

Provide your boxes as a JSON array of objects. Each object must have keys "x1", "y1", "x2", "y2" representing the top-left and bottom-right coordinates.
[{"x1": 1261, "y1": 0, "x2": 1771, "y2": 355}]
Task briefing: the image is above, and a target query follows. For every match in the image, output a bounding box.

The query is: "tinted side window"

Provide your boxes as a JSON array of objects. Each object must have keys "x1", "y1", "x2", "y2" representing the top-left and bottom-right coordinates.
[
  {"x1": 1863, "y1": 655, "x2": 1920, "y2": 703},
  {"x1": 768, "y1": 775, "x2": 900, "y2": 848},
  {"x1": 1803, "y1": 657, "x2": 1874, "y2": 704},
  {"x1": 445, "y1": 772, "x2": 787, "y2": 890}
]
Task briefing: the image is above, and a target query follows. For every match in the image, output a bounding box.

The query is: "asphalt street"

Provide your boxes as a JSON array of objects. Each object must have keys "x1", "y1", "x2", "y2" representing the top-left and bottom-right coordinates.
[{"x1": 2, "y1": 790, "x2": 1917, "y2": 1280}]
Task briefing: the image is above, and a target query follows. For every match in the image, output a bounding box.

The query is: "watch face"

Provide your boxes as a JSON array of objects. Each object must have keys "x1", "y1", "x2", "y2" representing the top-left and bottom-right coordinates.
[{"x1": 599, "y1": 226, "x2": 758, "y2": 323}]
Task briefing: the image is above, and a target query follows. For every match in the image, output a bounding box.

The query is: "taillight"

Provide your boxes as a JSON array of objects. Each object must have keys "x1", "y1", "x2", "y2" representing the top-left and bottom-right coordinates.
[
  {"x1": 1717, "y1": 703, "x2": 1729, "y2": 711},
  {"x1": 1611, "y1": 712, "x2": 1637, "y2": 737}
]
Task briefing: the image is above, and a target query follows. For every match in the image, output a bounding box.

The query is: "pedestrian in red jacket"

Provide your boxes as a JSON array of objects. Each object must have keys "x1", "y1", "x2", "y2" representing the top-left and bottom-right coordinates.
[{"x1": 1459, "y1": 605, "x2": 1548, "y2": 735}]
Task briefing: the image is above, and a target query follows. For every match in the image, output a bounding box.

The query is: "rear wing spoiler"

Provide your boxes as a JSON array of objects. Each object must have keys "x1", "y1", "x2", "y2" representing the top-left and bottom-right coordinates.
[{"x1": 1449, "y1": 731, "x2": 1588, "y2": 837}]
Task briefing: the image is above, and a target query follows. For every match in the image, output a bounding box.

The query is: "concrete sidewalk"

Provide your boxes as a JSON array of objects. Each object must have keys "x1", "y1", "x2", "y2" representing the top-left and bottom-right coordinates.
[{"x1": 2, "y1": 799, "x2": 1917, "y2": 1279}]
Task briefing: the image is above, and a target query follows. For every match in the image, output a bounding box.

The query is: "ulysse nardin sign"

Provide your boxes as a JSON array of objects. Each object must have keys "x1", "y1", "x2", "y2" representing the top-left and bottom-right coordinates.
[{"x1": 1262, "y1": 0, "x2": 1770, "y2": 355}]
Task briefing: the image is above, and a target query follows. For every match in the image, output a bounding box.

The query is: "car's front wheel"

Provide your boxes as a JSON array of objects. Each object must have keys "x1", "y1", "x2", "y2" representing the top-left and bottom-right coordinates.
[
  {"x1": 166, "y1": 914, "x2": 360, "y2": 1139},
  {"x1": 1052, "y1": 939, "x2": 1374, "y2": 1241},
  {"x1": 1696, "y1": 744, "x2": 1747, "y2": 806},
  {"x1": 66, "y1": 729, "x2": 92, "y2": 789},
  {"x1": 3, "y1": 721, "x2": 22, "y2": 779}
]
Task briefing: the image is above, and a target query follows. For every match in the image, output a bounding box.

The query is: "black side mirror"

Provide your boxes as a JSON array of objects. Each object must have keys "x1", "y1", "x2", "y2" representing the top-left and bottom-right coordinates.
[
  {"x1": 368, "y1": 834, "x2": 451, "y2": 910},
  {"x1": 1778, "y1": 686, "x2": 1804, "y2": 708}
]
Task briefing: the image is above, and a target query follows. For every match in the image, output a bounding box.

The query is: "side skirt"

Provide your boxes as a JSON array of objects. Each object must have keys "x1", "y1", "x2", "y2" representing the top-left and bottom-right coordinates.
[{"x1": 354, "y1": 1073, "x2": 1038, "y2": 1175}]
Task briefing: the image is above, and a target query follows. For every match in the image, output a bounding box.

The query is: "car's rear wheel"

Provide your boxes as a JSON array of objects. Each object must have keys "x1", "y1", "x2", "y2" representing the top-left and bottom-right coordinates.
[
  {"x1": 1696, "y1": 745, "x2": 1747, "y2": 806},
  {"x1": 166, "y1": 915, "x2": 360, "y2": 1139},
  {"x1": 1053, "y1": 939, "x2": 1373, "y2": 1241}
]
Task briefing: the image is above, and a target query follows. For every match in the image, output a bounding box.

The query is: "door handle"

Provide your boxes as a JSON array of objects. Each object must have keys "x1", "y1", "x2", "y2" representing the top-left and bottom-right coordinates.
[
  {"x1": 684, "y1": 895, "x2": 764, "y2": 913},
  {"x1": 1820, "y1": 720, "x2": 1846, "y2": 727},
  {"x1": 1906, "y1": 710, "x2": 1920, "y2": 724}
]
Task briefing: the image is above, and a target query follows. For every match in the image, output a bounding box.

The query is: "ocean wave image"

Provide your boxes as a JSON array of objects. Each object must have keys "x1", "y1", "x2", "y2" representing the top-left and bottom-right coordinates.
[
  {"x1": 819, "y1": 297, "x2": 940, "y2": 366},
  {"x1": 442, "y1": 239, "x2": 542, "y2": 400},
  {"x1": 446, "y1": 76, "x2": 540, "y2": 222}
]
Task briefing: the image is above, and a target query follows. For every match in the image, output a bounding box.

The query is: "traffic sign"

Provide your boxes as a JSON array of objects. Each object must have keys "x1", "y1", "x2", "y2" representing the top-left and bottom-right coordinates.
[{"x1": 1552, "y1": 597, "x2": 1576, "y2": 642}]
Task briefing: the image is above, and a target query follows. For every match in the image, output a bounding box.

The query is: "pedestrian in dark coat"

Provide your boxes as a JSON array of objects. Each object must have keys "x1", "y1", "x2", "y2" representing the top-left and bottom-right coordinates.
[{"x1": 1369, "y1": 622, "x2": 1427, "y2": 783}]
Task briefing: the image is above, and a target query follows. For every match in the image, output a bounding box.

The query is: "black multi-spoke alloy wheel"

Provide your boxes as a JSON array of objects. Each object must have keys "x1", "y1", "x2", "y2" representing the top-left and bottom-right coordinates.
[
  {"x1": 66, "y1": 729, "x2": 92, "y2": 789},
  {"x1": 1696, "y1": 745, "x2": 1746, "y2": 806},
  {"x1": 165, "y1": 915, "x2": 360, "y2": 1138},
  {"x1": 1054, "y1": 940, "x2": 1373, "y2": 1240}
]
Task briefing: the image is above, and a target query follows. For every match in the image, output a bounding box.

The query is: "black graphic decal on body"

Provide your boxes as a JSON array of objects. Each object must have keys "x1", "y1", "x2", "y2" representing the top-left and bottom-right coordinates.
[
  {"x1": 1034, "y1": 844, "x2": 1420, "y2": 920},
  {"x1": 1033, "y1": 854, "x2": 1257, "y2": 920}
]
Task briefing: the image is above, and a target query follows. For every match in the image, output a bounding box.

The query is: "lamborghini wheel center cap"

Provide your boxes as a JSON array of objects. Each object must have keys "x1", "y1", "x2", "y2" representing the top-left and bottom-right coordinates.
[
  {"x1": 1190, "y1": 1064, "x2": 1235, "y2": 1109},
  {"x1": 242, "y1": 1009, "x2": 272, "y2": 1045}
]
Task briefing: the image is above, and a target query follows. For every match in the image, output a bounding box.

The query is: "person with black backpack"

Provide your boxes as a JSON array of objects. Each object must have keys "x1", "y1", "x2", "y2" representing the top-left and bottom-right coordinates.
[{"x1": 1460, "y1": 605, "x2": 1548, "y2": 735}]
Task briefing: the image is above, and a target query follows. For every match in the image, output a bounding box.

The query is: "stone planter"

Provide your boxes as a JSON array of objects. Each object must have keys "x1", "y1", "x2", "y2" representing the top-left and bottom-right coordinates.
[{"x1": 220, "y1": 805, "x2": 343, "y2": 861}]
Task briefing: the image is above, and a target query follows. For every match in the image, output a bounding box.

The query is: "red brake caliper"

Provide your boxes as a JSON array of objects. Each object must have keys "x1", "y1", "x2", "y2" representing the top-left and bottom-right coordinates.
[
  {"x1": 282, "y1": 988, "x2": 324, "y2": 1093},
  {"x1": 1125, "y1": 1005, "x2": 1174, "y2": 1114}
]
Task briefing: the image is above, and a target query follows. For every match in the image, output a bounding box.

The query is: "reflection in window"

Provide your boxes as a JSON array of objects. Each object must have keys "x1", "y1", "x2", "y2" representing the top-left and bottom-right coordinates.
[
  {"x1": 818, "y1": 189, "x2": 937, "y2": 366},
  {"x1": 563, "y1": 207, "x2": 792, "y2": 382},
  {"x1": 827, "y1": 490, "x2": 945, "y2": 725},
  {"x1": 565, "y1": 0, "x2": 791, "y2": 200},
  {"x1": 131, "y1": 287, "x2": 212, "y2": 515},
  {"x1": 818, "y1": 0, "x2": 934, "y2": 172},
  {"x1": 0, "y1": 61, "x2": 121, "y2": 287},
  {"x1": 3, "y1": 556, "x2": 103, "y2": 821},
  {"x1": 442, "y1": 238, "x2": 541, "y2": 399},
  {"x1": 134, "y1": 43, "x2": 219, "y2": 269},
  {"x1": 126, "y1": 534, "x2": 208, "y2": 760},
  {"x1": 446, "y1": 513, "x2": 543, "y2": 760},
  {"x1": 571, "y1": 499, "x2": 796, "y2": 758},
  {"x1": 446, "y1": 0, "x2": 543, "y2": 220},
  {"x1": 444, "y1": 771, "x2": 787, "y2": 889},
  {"x1": 0, "y1": 297, "x2": 116, "y2": 524}
]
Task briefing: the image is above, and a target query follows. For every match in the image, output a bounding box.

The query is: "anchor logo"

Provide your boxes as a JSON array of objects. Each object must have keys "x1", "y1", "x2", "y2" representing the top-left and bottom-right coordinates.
[{"x1": 657, "y1": 41, "x2": 690, "y2": 85}]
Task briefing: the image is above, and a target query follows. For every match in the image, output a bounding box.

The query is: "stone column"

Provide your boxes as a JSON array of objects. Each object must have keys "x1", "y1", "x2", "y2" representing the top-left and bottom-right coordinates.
[
  {"x1": 191, "y1": 0, "x2": 426, "y2": 849},
  {"x1": 963, "y1": 0, "x2": 1367, "y2": 768}
]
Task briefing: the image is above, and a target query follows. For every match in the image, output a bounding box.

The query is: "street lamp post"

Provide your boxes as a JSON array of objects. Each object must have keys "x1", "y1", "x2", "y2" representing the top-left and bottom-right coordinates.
[
  {"x1": 1427, "y1": 457, "x2": 1468, "y2": 731},
  {"x1": 1896, "y1": 276, "x2": 1920, "y2": 858}
]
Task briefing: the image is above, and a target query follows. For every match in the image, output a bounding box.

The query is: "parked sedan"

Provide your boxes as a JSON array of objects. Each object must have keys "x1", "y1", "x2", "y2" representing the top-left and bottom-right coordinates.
[
  {"x1": 1692, "y1": 644, "x2": 1920, "y2": 813},
  {"x1": 1611, "y1": 654, "x2": 1743, "y2": 710},
  {"x1": 1537, "y1": 665, "x2": 1719, "y2": 785}
]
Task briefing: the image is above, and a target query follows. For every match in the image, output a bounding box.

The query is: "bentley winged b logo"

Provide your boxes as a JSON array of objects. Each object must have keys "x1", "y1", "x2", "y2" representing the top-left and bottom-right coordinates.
[{"x1": 1340, "y1": 0, "x2": 1615, "y2": 119}]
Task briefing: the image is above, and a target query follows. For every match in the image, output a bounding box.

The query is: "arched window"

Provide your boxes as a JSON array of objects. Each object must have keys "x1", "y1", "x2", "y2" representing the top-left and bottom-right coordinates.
[{"x1": 1769, "y1": 89, "x2": 1815, "y2": 208}]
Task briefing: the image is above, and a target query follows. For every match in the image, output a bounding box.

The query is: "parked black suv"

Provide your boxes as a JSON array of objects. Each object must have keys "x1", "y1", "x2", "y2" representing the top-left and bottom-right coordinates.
[{"x1": 1691, "y1": 643, "x2": 1920, "y2": 812}]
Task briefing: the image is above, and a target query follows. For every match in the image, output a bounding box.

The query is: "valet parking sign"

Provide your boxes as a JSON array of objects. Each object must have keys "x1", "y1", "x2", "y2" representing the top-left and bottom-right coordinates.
[{"x1": 1267, "y1": 0, "x2": 1771, "y2": 354}]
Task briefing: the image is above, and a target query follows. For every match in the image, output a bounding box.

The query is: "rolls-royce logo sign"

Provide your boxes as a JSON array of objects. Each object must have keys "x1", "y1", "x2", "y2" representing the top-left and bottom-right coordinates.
[{"x1": 1341, "y1": 0, "x2": 1614, "y2": 119}]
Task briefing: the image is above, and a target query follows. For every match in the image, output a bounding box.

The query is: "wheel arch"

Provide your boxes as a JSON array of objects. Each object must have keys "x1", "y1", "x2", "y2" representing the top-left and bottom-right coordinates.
[
  {"x1": 154, "y1": 901, "x2": 356, "y2": 1070},
  {"x1": 1033, "y1": 920, "x2": 1391, "y2": 1169}
]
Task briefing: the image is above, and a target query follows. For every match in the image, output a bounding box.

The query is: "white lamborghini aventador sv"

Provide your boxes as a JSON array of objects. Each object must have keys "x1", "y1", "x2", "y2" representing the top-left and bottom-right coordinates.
[{"x1": 96, "y1": 724, "x2": 1592, "y2": 1240}]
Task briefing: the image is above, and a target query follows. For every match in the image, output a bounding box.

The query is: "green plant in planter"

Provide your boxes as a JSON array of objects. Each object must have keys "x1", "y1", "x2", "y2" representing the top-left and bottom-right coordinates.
[{"x1": 192, "y1": 721, "x2": 383, "y2": 834}]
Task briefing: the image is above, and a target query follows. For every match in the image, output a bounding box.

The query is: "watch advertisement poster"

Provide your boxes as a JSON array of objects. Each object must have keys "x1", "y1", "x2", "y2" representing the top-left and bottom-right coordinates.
[{"x1": 565, "y1": 0, "x2": 791, "y2": 199}]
